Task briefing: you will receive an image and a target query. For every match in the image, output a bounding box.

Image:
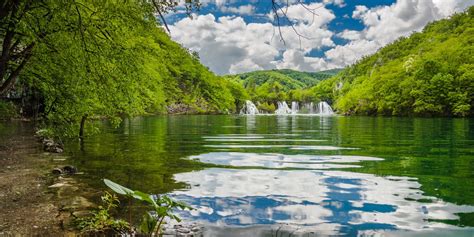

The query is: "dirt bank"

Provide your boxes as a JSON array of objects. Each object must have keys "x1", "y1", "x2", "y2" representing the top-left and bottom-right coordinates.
[{"x1": 0, "y1": 122, "x2": 87, "y2": 236}]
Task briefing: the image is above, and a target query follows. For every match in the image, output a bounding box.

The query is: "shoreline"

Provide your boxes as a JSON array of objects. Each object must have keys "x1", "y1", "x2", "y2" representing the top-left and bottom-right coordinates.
[{"x1": 0, "y1": 122, "x2": 93, "y2": 236}]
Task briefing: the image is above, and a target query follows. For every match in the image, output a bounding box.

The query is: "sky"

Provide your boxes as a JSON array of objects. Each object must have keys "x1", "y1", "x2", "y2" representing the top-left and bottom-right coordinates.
[{"x1": 165, "y1": 0, "x2": 473, "y2": 75}]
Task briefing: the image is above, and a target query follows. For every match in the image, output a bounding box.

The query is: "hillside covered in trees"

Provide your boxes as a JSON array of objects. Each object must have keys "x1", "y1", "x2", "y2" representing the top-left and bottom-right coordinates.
[
  {"x1": 225, "y1": 69, "x2": 339, "y2": 112},
  {"x1": 308, "y1": 6, "x2": 474, "y2": 117}
]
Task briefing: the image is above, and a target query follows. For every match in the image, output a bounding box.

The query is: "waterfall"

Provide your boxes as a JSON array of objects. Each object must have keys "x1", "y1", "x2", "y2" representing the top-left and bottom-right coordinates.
[
  {"x1": 275, "y1": 101, "x2": 292, "y2": 115},
  {"x1": 240, "y1": 100, "x2": 260, "y2": 115},
  {"x1": 240, "y1": 100, "x2": 334, "y2": 115},
  {"x1": 302, "y1": 102, "x2": 314, "y2": 114},
  {"x1": 316, "y1": 101, "x2": 334, "y2": 115},
  {"x1": 291, "y1": 101, "x2": 299, "y2": 114},
  {"x1": 299, "y1": 101, "x2": 334, "y2": 115}
]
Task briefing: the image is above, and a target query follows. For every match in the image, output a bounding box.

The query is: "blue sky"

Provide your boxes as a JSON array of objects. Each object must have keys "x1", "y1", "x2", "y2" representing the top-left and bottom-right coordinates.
[{"x1": 166, "y1": 0, "x2": 473, "y2": 75}]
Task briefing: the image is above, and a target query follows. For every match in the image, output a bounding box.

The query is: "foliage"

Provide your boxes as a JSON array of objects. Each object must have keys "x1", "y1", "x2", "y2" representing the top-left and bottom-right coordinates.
[
  {"x1": 74, "y1": 192, "x2": 130, "y2": 234},
  {"x1": 310, "y1": 7, "x2": 474, "y2": 117},
  {"x1": 104, "y1": 179, "x2": 191, "y2": 235},
  {"x1": 0, "y1": 101, "x2": 17, "y2": 120},
  {"x1": 257, "y1": 101, "x2": 276, "y2": 113},
  {"x1": 1, "y1": 0, "x2": 240, "y2": 137},
  {"x1": 226, "y1": 69, "x2": 337, "y2": 108},
  {"x1": 224, "y1": 78, "x2": 250, "y2": 111}
]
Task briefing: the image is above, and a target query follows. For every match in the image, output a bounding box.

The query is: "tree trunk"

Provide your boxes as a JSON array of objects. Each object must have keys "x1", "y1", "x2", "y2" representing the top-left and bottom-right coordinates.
[
  {"x1": 0, "y1": 42, "x2": 36, "y2": 96},
  {"x1": 79, "y1": 115, "x2": 87, "y2": 138}
]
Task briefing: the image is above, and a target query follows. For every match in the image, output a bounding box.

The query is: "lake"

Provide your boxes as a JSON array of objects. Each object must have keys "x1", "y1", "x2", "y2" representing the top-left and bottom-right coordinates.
[{"x1": 66, "y1": 115, "x2": 474, "y2": 236}]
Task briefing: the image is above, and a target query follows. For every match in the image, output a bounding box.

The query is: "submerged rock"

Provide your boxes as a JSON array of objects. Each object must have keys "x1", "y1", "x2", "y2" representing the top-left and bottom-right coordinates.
[
  {"x1": 52, "y1": 168, "x2": 63, "y2": 175},
  {"x1": 62, "y1": 166, "x2": 77, "y2": 174},
  {"x1": 51, "y1": 166, "x2": 77, "y2": 175},
  {"x1": 42, "y1": 138, "x2": 64, "y2": 153}
]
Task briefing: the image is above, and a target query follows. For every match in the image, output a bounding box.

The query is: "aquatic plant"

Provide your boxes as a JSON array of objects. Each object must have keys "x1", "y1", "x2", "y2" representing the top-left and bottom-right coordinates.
[
  {"x1": 74, "y1": 192, "x2": 130, "y2": 235},
  {"x1": 104, "y1": 179, "x2": 191, "y2": 235}
]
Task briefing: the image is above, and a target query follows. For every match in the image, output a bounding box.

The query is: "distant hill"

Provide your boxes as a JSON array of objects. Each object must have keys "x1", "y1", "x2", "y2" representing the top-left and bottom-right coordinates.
[
  {"x1": 229, "y1": 69, "x2": 339, "y2": 91},
  {"x1": 310, "y1": 6, "x2": 474, "y2": 117}
]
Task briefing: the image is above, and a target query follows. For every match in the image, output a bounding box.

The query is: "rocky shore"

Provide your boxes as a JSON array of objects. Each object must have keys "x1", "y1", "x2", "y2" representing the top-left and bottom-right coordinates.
[{"x1": 0, "y1": 124, "x2": 93, "y2": 236}]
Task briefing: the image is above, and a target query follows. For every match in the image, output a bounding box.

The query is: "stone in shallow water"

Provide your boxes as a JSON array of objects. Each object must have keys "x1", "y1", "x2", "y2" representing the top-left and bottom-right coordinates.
[
  {"x1": 51, "y1": 168, "x2": 62, "y2": 175},
  {"x1": 48, "y1": 182, "x2": 71, "y2": 188}
]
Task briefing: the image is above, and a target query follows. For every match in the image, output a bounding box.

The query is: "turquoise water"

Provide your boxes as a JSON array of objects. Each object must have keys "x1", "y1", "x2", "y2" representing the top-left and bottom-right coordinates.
[{"x1": 65, "y1": 115, "x2": 474, "y2": 236}]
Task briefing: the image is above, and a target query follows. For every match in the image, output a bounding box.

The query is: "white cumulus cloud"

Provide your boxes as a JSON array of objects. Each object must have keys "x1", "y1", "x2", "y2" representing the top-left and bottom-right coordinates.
[
  {"x1": 169, "y1": 0, "x2": 473, "y2": 74},
  {"x1": 170, "y1": 3, "x2": 336, "y2": 74},
  {"x1": 220, "y1": 4, "x2": 256, "y2": 15}
]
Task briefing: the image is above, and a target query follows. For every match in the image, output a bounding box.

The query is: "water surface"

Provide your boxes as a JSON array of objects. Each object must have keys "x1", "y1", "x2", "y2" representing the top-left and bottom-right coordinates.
[{"x1": 66, "y1": 115, "x2": 474, "y2": 236}]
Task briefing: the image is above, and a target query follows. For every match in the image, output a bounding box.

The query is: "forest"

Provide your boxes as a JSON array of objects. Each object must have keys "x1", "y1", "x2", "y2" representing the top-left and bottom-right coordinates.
[
  {"x1": 1, "y1": 2, "x2": 473, "y2": 139},
  {"x1": 0, "y1": 0, "x2": 245, "y2": 137},
  {"x1": 224, "y1": 69, "x2": 339, "y2": 113},
  {"x1": 305, "y1": 6, "x2": 474, "y2": 117}
]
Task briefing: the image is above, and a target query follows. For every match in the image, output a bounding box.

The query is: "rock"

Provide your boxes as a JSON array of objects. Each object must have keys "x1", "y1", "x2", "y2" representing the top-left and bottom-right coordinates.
[
  {"x1": 62, "y1": 196, "x2": 95, "y2": 211},
  {"x1": 71, "y1": 210, "x2": 90, "y2": 218},
  {"x1": 48, "y1": 183, "x2": 72, "y2": 188},
  {"x1": 52, "y1": 168, "x2": 63, "y2": 175},
  {"x1": 53, "y1": 147, "x2": 64, "y2": 153},
  {"x1": 42, "y1": 138, "x2": 64, "y2": 153},
  {"x1": 62, "y1": 165, "x2": 77, "y2": 174}
]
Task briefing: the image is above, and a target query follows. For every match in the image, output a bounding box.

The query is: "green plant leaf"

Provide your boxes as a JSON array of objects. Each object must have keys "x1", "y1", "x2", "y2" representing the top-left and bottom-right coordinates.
[
  {"x1": 103, "y1": 179, "x2": 133, "y2": 195},
  {"x1": 133, "y1": 190, "x2": 157, "y2": 206}
]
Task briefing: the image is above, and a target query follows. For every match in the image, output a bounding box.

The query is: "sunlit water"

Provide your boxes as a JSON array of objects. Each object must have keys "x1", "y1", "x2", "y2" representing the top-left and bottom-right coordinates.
[{"x1": 61, "y1": 115, "x2": 474, "y2": 236}]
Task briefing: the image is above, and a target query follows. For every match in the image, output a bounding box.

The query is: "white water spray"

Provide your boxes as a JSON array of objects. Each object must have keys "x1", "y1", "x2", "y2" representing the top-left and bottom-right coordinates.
[
  {"x1": 240, "y1": 100, "x2": 260, "y2": 115},
  {"x1": 315, "y1": 101, "x2": 334, "y2": 115},
  {"x1": 275, "y1": 101, "x2": 292, "y2": 115},
  {"x1": 299, "y1": 101, "x2": 334, "y2": 115},
  {"x1": 291, "y1": 101, "x2": 299, "y2": 114}
]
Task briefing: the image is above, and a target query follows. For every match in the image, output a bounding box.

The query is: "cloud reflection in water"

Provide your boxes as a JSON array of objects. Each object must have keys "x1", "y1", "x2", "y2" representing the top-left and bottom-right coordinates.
[{"x1": 169, "y1": 152, "x2": 474, "y2": 235}]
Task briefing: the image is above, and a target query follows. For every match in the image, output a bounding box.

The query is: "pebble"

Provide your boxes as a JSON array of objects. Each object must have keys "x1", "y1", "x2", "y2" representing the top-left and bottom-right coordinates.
[
  {"x1": 48, "y1": 183, "x2": 72, "y2": 188},
  {"x1": 52, "y1": 168, "x2": 63, "y2": 175}
]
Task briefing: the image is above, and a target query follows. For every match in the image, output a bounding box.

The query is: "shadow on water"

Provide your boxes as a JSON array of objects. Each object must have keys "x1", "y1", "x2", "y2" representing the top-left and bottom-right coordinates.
[{"x1": 63, "y1": 115, "x2": 474, "y2": 236}]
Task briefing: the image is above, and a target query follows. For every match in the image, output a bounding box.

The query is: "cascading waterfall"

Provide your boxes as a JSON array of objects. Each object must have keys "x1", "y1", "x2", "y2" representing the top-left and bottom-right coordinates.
[
  {"x1": 291, "y1": 101, "x2": 299, "y2": 114},
  {"x1": 303, "y1": 102, "x2": 315, "y2": 114},
  {"x1": 240, "y1": 100, "x2": 260, "y2": 115},
  {"x1": 299, "y1": 101, "x2": 334, "y2": 115},
  {"x1": 275, "y1": 101, "x2": 292, "y2": 115},
  {"x1": 240, "y1": 100, "x2": 334, "y2": 115},
  {"x1": 315, "y1": 101, "x2": 334, "y2": 115}
]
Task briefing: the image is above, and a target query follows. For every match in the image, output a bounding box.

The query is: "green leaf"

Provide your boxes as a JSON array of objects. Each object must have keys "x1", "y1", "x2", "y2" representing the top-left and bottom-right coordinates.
[
  {"x1": 132, "y1": 190, "x2": 157, "y2": 206},
  {"x1": 103, "y1": 179, "x2": 133, "y2": 195}
]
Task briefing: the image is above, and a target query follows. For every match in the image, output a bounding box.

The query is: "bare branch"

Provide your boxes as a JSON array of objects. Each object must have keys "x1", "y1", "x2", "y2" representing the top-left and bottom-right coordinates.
[{"x1": 270, "y1": 0, "x2": 320, "y2": 48}]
